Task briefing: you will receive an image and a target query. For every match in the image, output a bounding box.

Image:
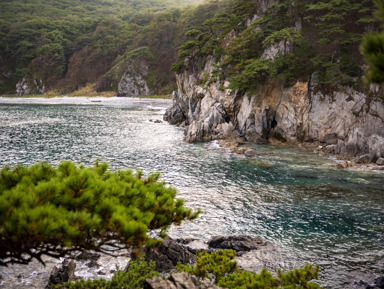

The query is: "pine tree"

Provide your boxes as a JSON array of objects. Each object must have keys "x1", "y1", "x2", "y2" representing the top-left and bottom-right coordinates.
[
  {"x1": 361, "y1": 0, "x2": 384, "y2": 84},
  {"x1": 0, "y1": 161, "x2": 200, "y2": 265}
]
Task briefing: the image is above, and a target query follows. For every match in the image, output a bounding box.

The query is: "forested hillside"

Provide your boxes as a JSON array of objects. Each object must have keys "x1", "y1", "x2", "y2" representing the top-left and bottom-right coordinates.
[
  {"x1": 173, "y1": 0, "x2": 377, "y2": 95},
  {"x1": 0, "y1": 0, "x2": 211, "y2": 95},
  {"x1": 0, "y1": 0, "x2": 379, "y2": 96}
]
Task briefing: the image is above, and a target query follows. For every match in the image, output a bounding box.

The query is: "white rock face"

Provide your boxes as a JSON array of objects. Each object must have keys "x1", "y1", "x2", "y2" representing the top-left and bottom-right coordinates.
[
  {"x1": 117, "y1": 61, "x2": 151, "y2": 97},
  {"x1": 16, "y1": 77, "x2": 45, "y2": 96},
  {"x1": 164, "y1": 4, "x2": 384, "y2": 163},
  {"x1": 165, "y1": 63, "x2": 384, "y2": 162},
  {"x1": 16, "y1": 77, "x2": 31, "y2": 95}
]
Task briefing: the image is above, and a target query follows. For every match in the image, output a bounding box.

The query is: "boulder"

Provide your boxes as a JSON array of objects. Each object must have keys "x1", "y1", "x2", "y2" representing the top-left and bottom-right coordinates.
[
  {"x1": 207, "y1": 235, "x2": 273, "y2": 252},
  {"x1": 357, "y1": 154, "x2": 371, "y2": 164},
  {"x1": 244, "y1": 148, "x2": 257, "y2": 157},
  {"x1": 143, "y1": 238, "x2": 196, "y2": 272},
  {"x1": 46, "y1": 259, "x2": 76, "y2": 288},
  {"x1": 144, "y1": 273, "x2": 220, "y2": 289},
  {"x1": 376, "y1": 158, "x2": 384, "y2": 165},
  {"x1": 325, "y1": 144, "x2": 337, "y2": 154}
]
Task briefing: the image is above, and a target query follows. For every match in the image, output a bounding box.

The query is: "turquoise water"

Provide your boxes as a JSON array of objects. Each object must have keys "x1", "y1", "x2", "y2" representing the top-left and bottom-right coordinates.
[{"x1": 0, "y1": 97, "x2": 383, "y2": 288}]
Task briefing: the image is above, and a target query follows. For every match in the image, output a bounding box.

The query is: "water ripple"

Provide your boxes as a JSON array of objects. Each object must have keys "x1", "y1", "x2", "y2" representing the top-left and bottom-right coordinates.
[{"x1": 0, "y1": 98, "x2": 383, "y2": 288}]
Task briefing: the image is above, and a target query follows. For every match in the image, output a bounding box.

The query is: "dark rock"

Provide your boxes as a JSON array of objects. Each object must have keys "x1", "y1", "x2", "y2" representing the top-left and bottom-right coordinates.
[
  {"x1": 244, "y1": 148, "x2": 257, "y2": 157},
  {"x1": 144, "y1": 272, "x2": 220, "y2": 289},
  {"x1": 76, "y1": 251, "x2": 100, "y2": 261},
  {"x1": 154, "y1": 120, "x2": 162, "y2": 123},
  {"x1": 357, "y1": 154, "x2": 371, "y2": 164},
  {"x1": 325, "y1": 144, "x2": 337, "y2": 154},
  {"x1": 86, "y1": 259, "x2": 99, "y2": 268},
  {"x1": 208, "y1": 235, "x2": 271, "y2": 252},
  {"x1": 143, "y1": 238, "x2": 196, "y2": 272},
  {"x1": 174, "y1": 238, "x2": 196, "y2": 245},
  {"x1": 324, "y1": 133, "x2": 338, "y2": 145},
  {"x1": 376, "y1": 158, "x2": 384, "y2": 165},
  {"x1": 46, "y1": 259, "x2": 76, "y2": 288},
  {"x1": 375, "y1": 276, "x2": 384, "y2": 288},
  {"x1": 345, "y1": 141, "x2": 358, "y2": 157}
]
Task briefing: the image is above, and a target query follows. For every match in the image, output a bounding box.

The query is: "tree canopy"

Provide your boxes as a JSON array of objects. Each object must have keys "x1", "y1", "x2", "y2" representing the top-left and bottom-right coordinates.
[
  {"x1": 361, "y1": 0, "x2": 384, "y2": 85},
  {"x1": 0, "y1": 161, "x2": 200, "y2": 266}
]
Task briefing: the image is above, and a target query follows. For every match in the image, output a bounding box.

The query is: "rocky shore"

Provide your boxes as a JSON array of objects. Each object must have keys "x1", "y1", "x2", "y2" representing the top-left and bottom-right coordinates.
[
  {"x1": 0, "y1": 235, "x2": 283, "y2": 288},
  {"x1": 2, "y1": 235, "x2": 383, "y2": 288}
]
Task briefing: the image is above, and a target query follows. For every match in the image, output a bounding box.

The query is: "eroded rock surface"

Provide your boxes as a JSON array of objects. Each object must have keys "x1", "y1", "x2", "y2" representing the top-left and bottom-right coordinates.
[{"x1": 165, "y1": 62, "x2": 384, "y2": 163}]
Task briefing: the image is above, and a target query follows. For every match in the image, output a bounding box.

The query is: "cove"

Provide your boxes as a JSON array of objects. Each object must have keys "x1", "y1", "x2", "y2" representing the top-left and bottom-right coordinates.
[{"x1": 0, "y1": 97, "x2": 383, "y2": 288}]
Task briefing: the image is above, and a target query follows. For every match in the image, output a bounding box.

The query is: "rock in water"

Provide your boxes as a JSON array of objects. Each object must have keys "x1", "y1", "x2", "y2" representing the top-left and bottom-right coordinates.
[
  {"x1": 143, "y1": 238, "x2": 196, "y2": 272},
  {"x1": 207, "y1": 235, "x2": 273, "y2": 252},
  {"x1": 46, "y1": 259, "x2": 76, "y2": 288}
]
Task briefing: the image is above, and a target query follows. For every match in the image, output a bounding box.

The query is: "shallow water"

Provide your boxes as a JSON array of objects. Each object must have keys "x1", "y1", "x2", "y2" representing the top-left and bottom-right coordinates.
[{"x1": 0, "y1": 97, "x2": 383, "y2": 288}]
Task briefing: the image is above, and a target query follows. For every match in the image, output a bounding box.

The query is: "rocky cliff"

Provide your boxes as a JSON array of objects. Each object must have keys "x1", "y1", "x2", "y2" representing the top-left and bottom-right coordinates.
[
  {"x1": 164, "y1": 56, "x2": 384, "y2": 164},
  {"x1": 96, "y1": 55, "x2": 152, "y2": 97}
]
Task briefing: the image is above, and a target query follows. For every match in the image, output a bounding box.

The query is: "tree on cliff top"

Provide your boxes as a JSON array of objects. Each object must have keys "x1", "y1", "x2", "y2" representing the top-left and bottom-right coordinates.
[
  {"x1": 0, "y1": 161, "x2": 200, "y2": 266},
  {"x1": 361, "y1": 0, "x2": 384, "y2": 86}
]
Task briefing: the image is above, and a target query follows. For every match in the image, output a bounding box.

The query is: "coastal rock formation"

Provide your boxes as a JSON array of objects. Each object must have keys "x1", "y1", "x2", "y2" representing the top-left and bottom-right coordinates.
[
  {"x1": 116, "y1": 60, "x2": 151, "y2": 97},
  {"x1": 164, "y1": 61, "x2": 384, "y2": 163}
]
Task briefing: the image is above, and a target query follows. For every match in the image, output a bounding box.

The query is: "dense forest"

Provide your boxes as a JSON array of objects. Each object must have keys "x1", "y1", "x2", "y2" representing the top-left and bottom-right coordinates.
[{"x1": 0, "y1": 0, "x2": 378, "y2": 96}]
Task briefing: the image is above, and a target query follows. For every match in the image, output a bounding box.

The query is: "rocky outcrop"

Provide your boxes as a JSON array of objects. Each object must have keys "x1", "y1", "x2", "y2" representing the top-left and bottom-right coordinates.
[
  {"x1": 164, "y1": 59, "x2": 384, "y2": 163},
  {"x1": 16, "y1": 76, "x2": 45, "y2": 96},
  {"x1": 96, "y1": 54, "x2": 151, "y2": 97},
  {"x1": 206, "y1": 235, "x2": 284, "y2": 273},
  {"x1": 116, "y1": 60, "x2": 151, "y2": 97},
  {"x1": 46, "y1": 259, "x2": 76, "y2": 288},
  {"x1": 143, "y1": 238, "x2": 196, "y2": 272}
]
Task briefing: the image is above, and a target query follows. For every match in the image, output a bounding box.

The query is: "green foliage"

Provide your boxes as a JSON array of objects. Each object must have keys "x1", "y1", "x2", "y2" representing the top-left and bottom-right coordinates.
[
  {"x1": 173, "y1": 0, "x2": 374, "y2": 93},
  {"x1": 361, "y1": 32, "x2": 384, "y2": 83},
  {"x1": 262, "y1": 28, "x2": 302, "y2": 49},
  {"x1": 218, "y1": 265, "x2": 321, "y2": 289},
  {"x1": 0, "y1": 0, "x2": 205, "y2": 94},
  {"x1": 361, "y1": 0, "x2": 384, "y2": 92},
  {"x1": 176, "y1": 249, "x2": 238, "y2": 280},
  {"x1": 0, "y1": 161, "x2": 200, "y2": 265},
  {"x1": 57, "y1": 258, "x2": 160, "y2": 289},
  {"x1": 228, "y1": 59, "x2": 277, "y2": 92},
  {"x1": 177, "y1": 250, "x2": 322, "y2": 289}
]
